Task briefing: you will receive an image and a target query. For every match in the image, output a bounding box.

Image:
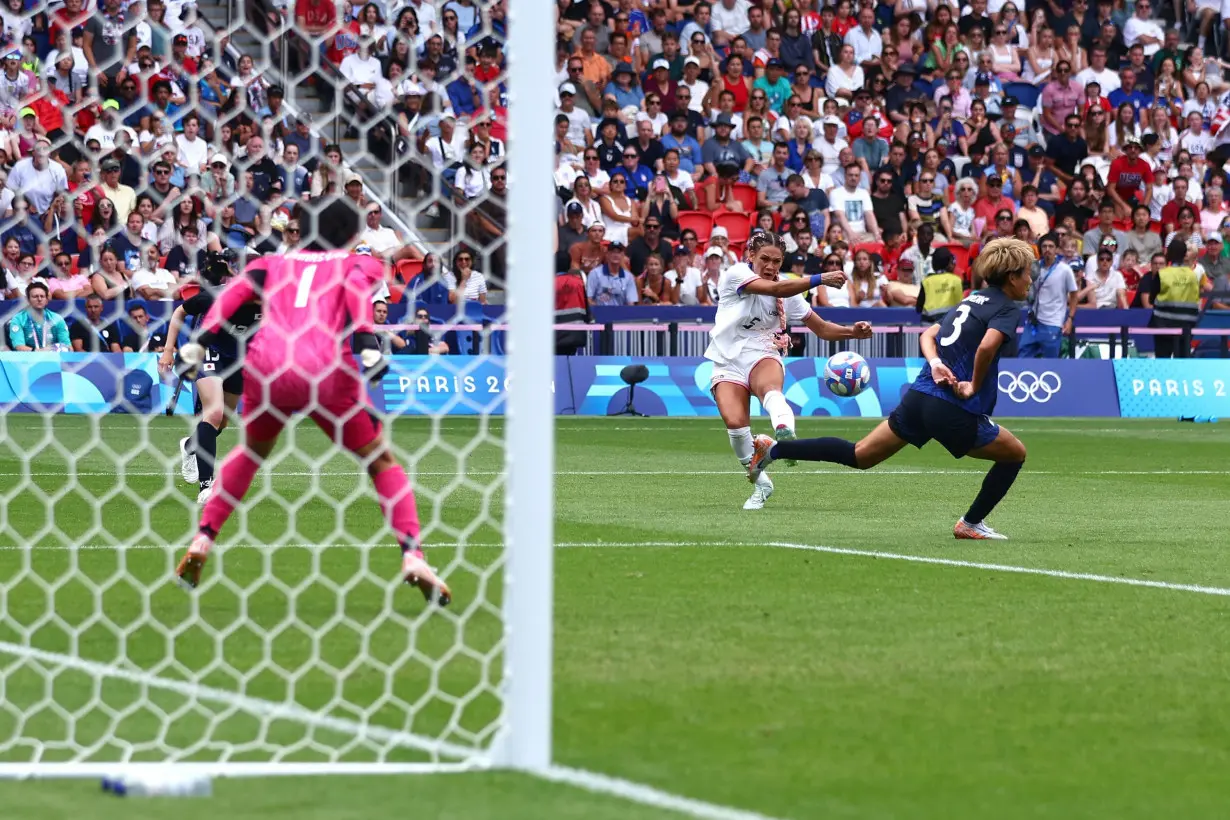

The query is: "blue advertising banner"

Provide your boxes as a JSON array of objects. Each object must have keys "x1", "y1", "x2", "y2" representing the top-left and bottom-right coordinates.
[
  {"x1": 562, "y1": 356, "x2": 1120, "y2": 418},
  {"x1": 0, "y1": 352, "x2": 194, "y2": 414},
  {"x1": 0, "y1": 352, "x2": 1138, "y2": 418},
  {"x1": 1113, "y1": 360, "x2": 1230, "y2": 417}
]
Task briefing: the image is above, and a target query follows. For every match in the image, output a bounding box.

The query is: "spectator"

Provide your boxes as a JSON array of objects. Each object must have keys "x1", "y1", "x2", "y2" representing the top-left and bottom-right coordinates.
[
  {"x1": 1020, "y1": 232, "x2": 1079, "y2": 358},
  {"x1": 6, "y1": 141, "x2": 68, "y2": 220},
  {"x1": 1125, "y1": 204, "x2": 1163, "y2": 261},
  {"x1": 130, "y1": 244, "x2": 180, "y2": 300},
  {"x1": 1016, "y1": 186, "x2": 1051, "y2": 239},
  {"x1": 1084, "y1": 202, "x2": 1130, "y2": 253},
  {"x1": 1149, "y1": 238, "x2": 1201, "y2": 357},
  {"x1": 627, "y1": 216, "x2": 672, "y2": 276},
  {"x1": 8, "y1": 281, "x2": 71, "y2": 351},
  {"x1": 443, "y1": 249, "x2": 489, "y2": 305},
  {"x1": 1079, "y1": 246, "x2": 1129, "y2": 308},
  {"x1": 570, "y1": 220, "x2": 608, "y2": 275},
  {"x1": 586, "y1": 242, "x2": 638, "y2": 305},
  {"x1": 830, "y1": 163, "x2": 879, "y2": 243},
  {"x1": 112, "y1": 301, "x2": 167, "y2": 353},
  {"x1": 947, "y1": 178, "x2": 980, "y2": 248},
  {"x1": 97, "y1": 157, "x2": 137, "y2": 222},
  {"x1": 68, "y1": 293, "x2": 116, "y2": 352},
  {"x1": 635, "y1": 252, "x2": 677, "y2": 305}
]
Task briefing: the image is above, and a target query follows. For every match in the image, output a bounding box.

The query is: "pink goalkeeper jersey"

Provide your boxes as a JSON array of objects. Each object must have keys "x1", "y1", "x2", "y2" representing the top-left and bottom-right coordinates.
[{"x1": 201, "y1": 250, "x2": 386, "y2": 376}]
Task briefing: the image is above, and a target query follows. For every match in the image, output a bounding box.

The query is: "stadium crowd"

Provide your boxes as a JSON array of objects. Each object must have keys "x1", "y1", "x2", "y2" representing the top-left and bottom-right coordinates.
[
  {"x1": 2, "y1": 0, "x2": 1229, "y2": 359},
  {"x1": 544, "y1": 0, "x2": 1230, "y2": 356},
  {"x1": 0, "y1": 0, "x2": 512, "y2": 354}
]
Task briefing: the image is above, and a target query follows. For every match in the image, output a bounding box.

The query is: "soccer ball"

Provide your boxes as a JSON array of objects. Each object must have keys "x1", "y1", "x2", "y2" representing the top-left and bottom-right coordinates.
[{"x1": 824, "y1": 351, "x2": 871, "y2": 397}]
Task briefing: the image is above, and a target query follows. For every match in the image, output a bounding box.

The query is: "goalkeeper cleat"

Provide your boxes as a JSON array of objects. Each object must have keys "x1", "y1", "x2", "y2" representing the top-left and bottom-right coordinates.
[
  {"x1": 743, "y1": 472, "x2": 773, "y2": 510},
  {"x1": 954, "y1": 519, "x2": 1009, "y2": 541},
  {"x1": 179, "y1": 437, "x2": 199, "y2": 484},
  {"x1": 175, "y1": 532, "x2": 215, "y2": 590},
  {"x1": 774, "y1": 425, "x2": 798, "y2": 466},
  {"x1": 747, "y1": 434, "x2": 776, "y2": 483},
  {"x1": 402, "y1": 549, "x2": 451, "y2": 606}
]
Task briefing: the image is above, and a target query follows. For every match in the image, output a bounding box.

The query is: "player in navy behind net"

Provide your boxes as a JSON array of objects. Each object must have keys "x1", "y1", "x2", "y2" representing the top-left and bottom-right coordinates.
[
  {"x1": 749, "y1": 237, "x2": 1034, "y2": 540},
  {"x1": 173, "y1": 199, "x2": 450, "y2": 604},
  {"x1": 159, "y1": 250, "x2": 259, "y2": 504}
]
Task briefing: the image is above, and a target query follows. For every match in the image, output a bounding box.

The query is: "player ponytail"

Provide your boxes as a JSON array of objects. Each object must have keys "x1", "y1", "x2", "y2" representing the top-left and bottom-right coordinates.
[{"x1": 975, "y1": 237, "x2": 1036, "y2": 289}]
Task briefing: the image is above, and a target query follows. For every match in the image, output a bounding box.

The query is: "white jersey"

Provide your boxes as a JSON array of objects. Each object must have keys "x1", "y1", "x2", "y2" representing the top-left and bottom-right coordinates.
[{"x1": 704, "y1": 262, "x2": 811, "y2": 363}]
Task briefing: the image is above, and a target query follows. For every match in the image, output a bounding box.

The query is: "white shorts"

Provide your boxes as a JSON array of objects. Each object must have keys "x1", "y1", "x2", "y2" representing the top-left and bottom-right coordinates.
[{"x1": 708, "y1": 350, "x2": 784, "y2": 392}]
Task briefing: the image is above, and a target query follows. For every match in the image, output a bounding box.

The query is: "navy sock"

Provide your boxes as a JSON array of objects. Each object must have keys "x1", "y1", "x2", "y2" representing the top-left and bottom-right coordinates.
[
  {"x1": 194, "y1": 421, "x2": 220, "y2": 487},
  {"x1": 770, "y1": 436, "x2": 858, "y2": 468},
  {"x1": 963, "y1": 461, "x2": 1023, "y2": 526}
]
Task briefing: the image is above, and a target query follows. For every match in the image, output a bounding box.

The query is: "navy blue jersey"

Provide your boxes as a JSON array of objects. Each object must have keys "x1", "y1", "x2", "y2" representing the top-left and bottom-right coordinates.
[
  {"x1": 911, "y1": 287, "x2": 1021, "y2": 416},
  {"x1": 182, "y1": 286, "x2": 262, "y2": 358}
]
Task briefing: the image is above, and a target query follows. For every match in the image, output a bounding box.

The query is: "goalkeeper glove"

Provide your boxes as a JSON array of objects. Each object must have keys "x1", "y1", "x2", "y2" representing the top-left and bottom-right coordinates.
[{"x1": 352, "y1": 332, "x2": 389, "y2": 384}]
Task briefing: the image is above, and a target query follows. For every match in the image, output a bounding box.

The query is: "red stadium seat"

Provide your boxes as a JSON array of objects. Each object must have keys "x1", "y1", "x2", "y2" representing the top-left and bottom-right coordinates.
[
  {"x1": 396, "y1": 258, "x2": 424, "y2": 281},
  {"x1": 676, "y1": 211, "x2": 713, "y2": 243},
  {"x1": 1149, "y1": 220, "x2": 1162, "y2": 234},
  {"x1": 729, "y1": 183, "x2": 758, "y2": 213},
  {"x1": 943, "y1": 243, "x2": 972, "y2": 277},
  {"x1": 853, "y1": 241, "x2": 885, "y2": 257},
  {"x1": 714, "y1": 210, "x2": 751, "y2": 243}
]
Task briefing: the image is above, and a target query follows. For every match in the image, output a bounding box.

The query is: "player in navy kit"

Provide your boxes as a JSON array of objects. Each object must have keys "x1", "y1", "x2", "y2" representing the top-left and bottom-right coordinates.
[
  {"x1": 159, "y1": 251, "x2": 263, "y2": 503},
  {"x1": 748, "y1": 238, "x2": 1035, "y2": 540}
]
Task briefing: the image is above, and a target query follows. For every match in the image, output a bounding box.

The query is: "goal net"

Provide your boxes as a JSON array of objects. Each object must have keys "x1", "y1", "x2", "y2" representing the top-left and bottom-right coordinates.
[{"x1": 0, "y1": 0, "x2": 553, "y2": 778}]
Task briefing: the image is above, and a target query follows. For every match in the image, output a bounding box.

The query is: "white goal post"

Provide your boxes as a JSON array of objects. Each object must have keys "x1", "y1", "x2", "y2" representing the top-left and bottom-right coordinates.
[{"x1": 0, "y1": 0, "x2": 556, "y2": 783}]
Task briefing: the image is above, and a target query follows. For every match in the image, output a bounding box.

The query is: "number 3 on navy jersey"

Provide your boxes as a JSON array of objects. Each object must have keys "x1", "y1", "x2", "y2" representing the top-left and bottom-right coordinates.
[{"x1": 939, "y1": 304, "x2": 970, "y2": 347}]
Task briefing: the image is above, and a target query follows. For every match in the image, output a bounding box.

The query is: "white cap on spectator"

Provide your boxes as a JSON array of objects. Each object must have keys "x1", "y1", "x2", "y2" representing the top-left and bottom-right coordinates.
[
  {"x1": 1206, "y1": 232, "x2": 1223, "y2": 243},
  {"x1": 559, "y1": 81, "x2": 576, "y2": 95},
  {"x1": 822, "y1": 115, "x2": 842, "y2": 127},
  {"x1": 684, "y1": 56, "x2": 701, "y2": 67},
  {"x1": 704, "y1": 245, "x2": 723, "y2": 258},
  {"x1": 710, "y1": 226, "x2": 728, "y2": 239},
  {"x1": 210, "y1": 153, "x2": 230, "y2": 169},
  {"x1": 652, "y1": 58, "x2": 669, "y2": 70},
  {"x1": 345, "y1": 172, "x2": 363, "y2": 186},
  {"x1": 401, "y1": 81, "x2": 425, "y2": 96}
]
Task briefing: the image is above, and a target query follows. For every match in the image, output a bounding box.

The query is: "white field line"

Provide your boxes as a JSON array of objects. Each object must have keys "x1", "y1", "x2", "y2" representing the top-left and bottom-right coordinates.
[
  {"x1": 2, "y1": 539, "x2": 1229, "y2": 599},
  {"x1": 766, "y1": 541, "x2": 1230, "y2": 598},
  {"x1": 0, "y1": 639, "x2": 479, "y2": 762},
  {"x1": 540, "y1": 765, "x2": 786, "y2": 820},
  {"x1": 1, "y1": 468, "x2": 1227, "y2": 478}
]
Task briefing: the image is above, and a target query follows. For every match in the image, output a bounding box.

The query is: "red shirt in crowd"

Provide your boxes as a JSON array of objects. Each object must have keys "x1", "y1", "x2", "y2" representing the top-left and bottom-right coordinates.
[
  {"x1": 325, "y1": 19, "x2": 361, "y2": 65},
  {"x1": 295, "y1": 0, "x2": 336, "y2": 31},
  {"x1": 1108, "y1": 155, "x2": 1151, "y2": 204},
  {"x1": 974, "y1": 194, "x2": 1016, "y2": 226}
]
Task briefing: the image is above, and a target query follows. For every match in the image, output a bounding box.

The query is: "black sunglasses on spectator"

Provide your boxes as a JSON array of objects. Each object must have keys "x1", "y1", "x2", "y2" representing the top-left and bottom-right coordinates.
[{"x1": 493, "y1": 173, "x2": 506, "y2": 181}]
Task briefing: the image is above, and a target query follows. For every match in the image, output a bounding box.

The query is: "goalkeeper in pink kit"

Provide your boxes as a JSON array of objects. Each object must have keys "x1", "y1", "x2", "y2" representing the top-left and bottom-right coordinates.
[{"x1": 175, "y1": 201, "x2": 450, "y2": 605}]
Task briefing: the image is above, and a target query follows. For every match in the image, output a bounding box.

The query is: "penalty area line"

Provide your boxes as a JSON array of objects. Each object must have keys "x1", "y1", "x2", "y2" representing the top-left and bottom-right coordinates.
[
  {"x1": 767, "y1": 542, "x2": 1230, "y2": 598},
  {"x1": 538, "y1": 765, "x2": 786, "y2": 820}
]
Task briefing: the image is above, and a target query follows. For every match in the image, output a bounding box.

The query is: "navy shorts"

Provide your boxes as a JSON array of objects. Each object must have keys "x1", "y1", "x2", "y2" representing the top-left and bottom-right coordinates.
[
  {"x1": 888, "y1": 390, "x2": 1000, "y2": 458},
  {"x1": 199, "y1": 349, "x2": 244, "y2": 396}
]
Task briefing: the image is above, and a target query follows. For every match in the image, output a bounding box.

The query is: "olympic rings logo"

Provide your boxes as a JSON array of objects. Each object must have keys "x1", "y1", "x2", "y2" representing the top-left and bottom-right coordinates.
[{"x1": 998, "y1": 370, "x2": 1062, "y2": 403}]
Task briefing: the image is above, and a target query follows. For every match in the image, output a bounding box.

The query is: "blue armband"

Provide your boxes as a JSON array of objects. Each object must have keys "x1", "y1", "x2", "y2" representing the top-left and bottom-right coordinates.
[{"x1": 809, "y1": 273, "x2": 825, "y2": 289}]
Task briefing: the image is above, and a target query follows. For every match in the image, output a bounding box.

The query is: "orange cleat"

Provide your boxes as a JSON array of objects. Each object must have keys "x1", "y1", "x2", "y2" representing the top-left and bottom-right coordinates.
[
  {"x1": 402, "y1": 549, "x2": 451, "y2": 606},
  {"x1": 747, "y1": 434, "x2": 776, "y2": 483},
  {"x1": 175, "y1": 532, "x2": 215, "y2": 589},
  {"x1": 954, "y1": 519, "x2": 1008, "y2": 540}
]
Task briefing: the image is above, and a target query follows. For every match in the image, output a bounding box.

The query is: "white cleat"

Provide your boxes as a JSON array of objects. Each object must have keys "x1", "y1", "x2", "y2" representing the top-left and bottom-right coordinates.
[
  {"x1": 196, "y1": 481, "x2": 213, "y2": 505},
  {"x1": 954, "y1": 518, "x2": 1009, "y2": 540},
  {"x1": 743, "y1": 473, "x2": 774, "y2": 510},
  {"x1": 179, "y1": 437, "x2": 199, "y2": 484}
]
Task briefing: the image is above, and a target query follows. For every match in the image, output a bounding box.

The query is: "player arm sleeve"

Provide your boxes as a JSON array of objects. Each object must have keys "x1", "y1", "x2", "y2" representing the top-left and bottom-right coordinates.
[
  {"x1": 196, "y1": 275, "x2": 257, "y2": 340},
  {"x1": 987, "y1": 304, "x2": 1021, "y2": 339}
]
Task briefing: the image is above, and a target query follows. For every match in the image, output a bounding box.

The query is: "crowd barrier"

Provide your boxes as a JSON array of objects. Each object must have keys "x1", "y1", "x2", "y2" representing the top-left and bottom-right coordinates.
[{"x1": 4, "y1": 353, "x2": 1228, "y2": 419}]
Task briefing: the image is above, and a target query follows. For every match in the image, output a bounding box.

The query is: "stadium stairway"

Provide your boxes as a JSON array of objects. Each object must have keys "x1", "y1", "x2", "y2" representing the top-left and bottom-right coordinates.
[{"x1": 194, "y1": 0, "x2": 454, "y2": 265}]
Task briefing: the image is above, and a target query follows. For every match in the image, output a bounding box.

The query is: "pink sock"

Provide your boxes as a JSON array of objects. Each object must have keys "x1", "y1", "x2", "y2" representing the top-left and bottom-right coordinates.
[
  {"x1": 372, "y1": 465, "x2": 421, "y2": 545},
  {"x1": 199, "y1": 447, "x2": 262, "y2": 536}
]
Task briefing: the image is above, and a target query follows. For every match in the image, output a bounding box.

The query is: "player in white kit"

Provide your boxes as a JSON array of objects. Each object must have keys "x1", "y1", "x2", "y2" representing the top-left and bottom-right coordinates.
[{"x1": 706, "y1": 231, "x2": 873, "y2": 510}]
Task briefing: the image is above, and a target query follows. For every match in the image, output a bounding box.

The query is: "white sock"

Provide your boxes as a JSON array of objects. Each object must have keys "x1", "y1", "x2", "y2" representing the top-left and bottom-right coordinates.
[
  {"x1": 728, "y1": 426, "x2": 753, "y2": 465},
  {"x1": 762, "y1": 390, "x2": 795, "y2": 432}
]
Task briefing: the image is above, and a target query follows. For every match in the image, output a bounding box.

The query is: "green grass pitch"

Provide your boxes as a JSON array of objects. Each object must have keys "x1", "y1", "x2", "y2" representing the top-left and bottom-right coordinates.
[{"x1": 0, "y1": 414, "x2": 1228, "y2": 819}]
